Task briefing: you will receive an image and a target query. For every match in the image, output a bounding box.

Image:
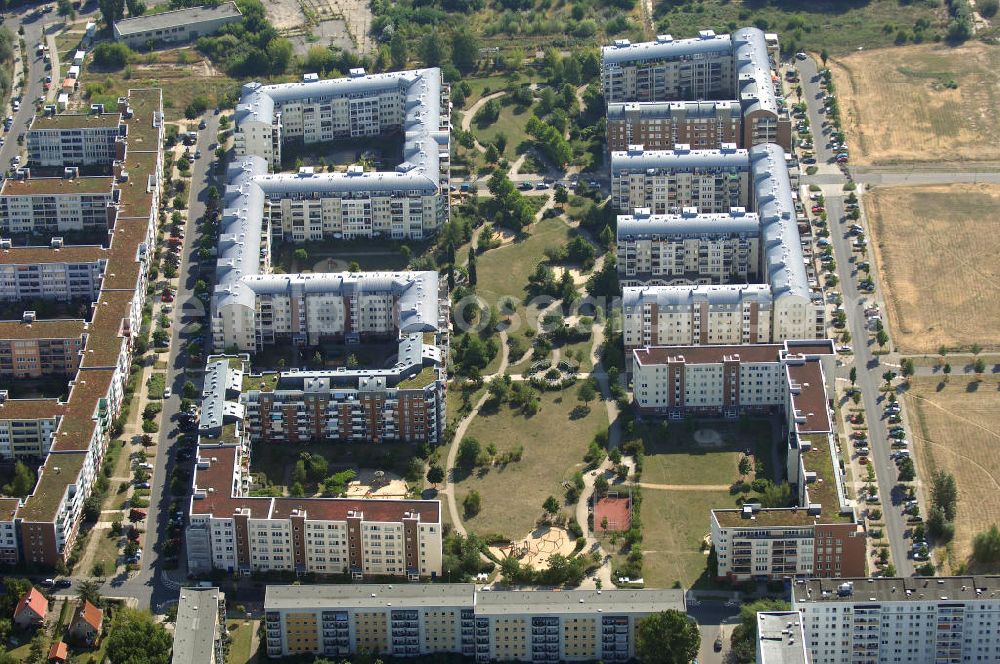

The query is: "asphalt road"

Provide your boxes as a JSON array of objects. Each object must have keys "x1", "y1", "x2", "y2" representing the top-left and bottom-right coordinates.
[
  {"x1": 0, "y1": 9, "x2": 52, "y2": 170},
  {"x1": 100, "y1": 114, "x2": 220, "y2": 608},
  {"x1": 797, "y1": 55, "x2": 913, "y2": 577}
]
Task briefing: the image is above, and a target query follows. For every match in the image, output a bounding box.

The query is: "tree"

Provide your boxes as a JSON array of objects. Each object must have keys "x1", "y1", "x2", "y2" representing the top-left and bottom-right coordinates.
[
  {"x1": 594, "y1": 475, "x2": 609, "y2": 497},
  {"x1": 876, "y1": 328, "x2": 889, "y2": 349},
  {"x1": 463, "y1": 490, "x2": 482, "y2": 517},
  {"x1": 820, "y1": 49, "x2": 829, "y2": 66},
  {"x1": 457, "y1": 436, "x2": 482, "y2": 467},
  {"x1": 577, "y1": 380, "x2": 597, "y2": 405},
  {"x1": 92, "y1": 41, "x2": 132, "y2": 69},
  {"x1": 555, "y1": 187, "x2": 569, "y2": 205},
  {"x1": 927, "y1": 505, "x2": 954, "y2": 542},
  {"x1": 57, "y1": 0, "x2": 75, "y2": 19},
  {"x1": 125, "y1": 0, "x2": 145, "y2": 17},
  {"x1": 76, "y1": 580, "x2": 102, "y2": 608},
  {"x1": 598, "y1": 224, "x2": 614, "y2": 249},
  {"x1": 451, "y1": 31, "x2": 480, "y2": 72},
  {"x1": 421, "y1": 33, "x2": 445, "y2": 66},
  {"x1": 738, "y1": 456, "x2": 753, "y2": 477},
  {"x1": 182, "y1": 380, "x2": 198, "y2": 399},
  {"x1": 931, "y1": 470, "x2": 958, "y2": 521},
  {"x1": 426, "y1": 465, "x2": 445, "y2": 486},
  {"x1": 389, "y1": 31, "x2": 408, "y2": 69},
  {"x1": 98, "y1": 0, "x2": 125, "y2": 27},
  {"x1": 974, "y1": 358, "x2": 987, "y2": 375},
  {"x1": 543, "y1": 495, "x2": 560, "y2": 515},
  {"x1": 944, "y1": 362, "x2": 952, "y2": 377},
  {"x1": 897, "y1": 457, "x2": 915, "y2": 482},
  {"x1": 634, "y1": 610, "x2": 700, "y2": 664},
  {"x1": 105, "y1": 609, "x2": 172, "y2": 664},
  {"x1": 467, "y1": 247, "x2": 477, "y2": 287},
  {"x1": 3, "y1": 461, "x2": 34, "y2": 497},
  {"x1": 901, "y1": 358, "x2": 915, "y2": 378},
  {"x1": 293, "y1": 248, "x2": 309, "y2": 265},
  {"x1": 484, "y1": 143, "x2": 499, "y2": 163},
  {"x1": 973, "y1": 524, "x2": 1000, "y2": 564}
]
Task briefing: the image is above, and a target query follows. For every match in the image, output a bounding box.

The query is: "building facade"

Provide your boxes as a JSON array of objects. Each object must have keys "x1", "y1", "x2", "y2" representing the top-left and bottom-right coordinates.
[
  {"x1": 600, "y1": 28, "x2": 790, "y2": 151},
  {"x1": 606, "y1": 100, "x2": 741, "y2": 152},
  {"x1": 792, "y1": 576, "x2": 1000, "y2": 664},
  {"x1": 611, "y1": 145, "x2": 750, "y2": 215},
  {"x1": 0, "y1": 244, "x2": 106, "y2": 303},
  {"x1": 211, "y1": 269, "x2": 446, "y2": 353},
  {"x1": 26, "y1": 111, "x2": 125, "y2": 168},
  {"x1": 184, "y1": 442, "x2": 443, "y2": 579},
  {"x1": 0, "y1": 173, "x2": 116, "y2": 234},
  {"x1": 616, "y1": 207, "x2": 760, "y2": 286},
  {"x1": 113, "y1": 2, "x2": 243, "y2": 48},
  {"x1": 0, "y1": 318, "x2": 86, "y2": 378},
  {"x1": 263, "y1": 584, "x2": 685, "y2": 662}
]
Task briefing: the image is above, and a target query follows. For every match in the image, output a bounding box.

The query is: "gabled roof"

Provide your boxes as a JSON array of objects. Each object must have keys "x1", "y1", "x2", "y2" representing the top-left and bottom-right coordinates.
[
  {"x1": 14, "y1": 587, "x2": 46, "y2": 620},
  {"x1": 47, "y1": 641, "x2": 68, "y2": 662},
  {"x1": 73, "y1": 599, "x2": 103, "y2": 632}
]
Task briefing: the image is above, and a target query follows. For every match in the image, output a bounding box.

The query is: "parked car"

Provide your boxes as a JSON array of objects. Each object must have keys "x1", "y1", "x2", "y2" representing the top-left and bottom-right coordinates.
[{"x1": 163, "y1": 387, "x2": 172, "y2": 399}]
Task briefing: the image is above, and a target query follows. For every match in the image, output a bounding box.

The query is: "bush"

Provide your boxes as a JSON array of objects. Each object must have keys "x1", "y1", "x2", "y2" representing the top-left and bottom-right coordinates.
[
  {"x1": 92, "y1": 42, "x2": 133, "y2": 69},
  {"x1": 463, "y1": 490, "x2": 482, "y2": 517},
  {"x1": 185, "y1": 95, "x2": 210, "y2": 119},
  {"x1": 981, "y1": 0, "x2": 999, "y2": 16}
]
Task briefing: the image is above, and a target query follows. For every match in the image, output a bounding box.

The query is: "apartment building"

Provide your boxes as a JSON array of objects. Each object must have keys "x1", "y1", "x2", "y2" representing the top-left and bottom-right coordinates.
[
  {"x1": 262, "y1": 583, "x2": 685, "y2": 661},
  {"x1": 611, "y1": 145, "x2": 750, "y2": 214},
  {"x1": 620, "y1": 143, "x2": 825, "y2": 348},
  {"x1": 0, "y1": 172, "x2": 117, "y2": 235},
  {"x1": 0, "y1": 243, "x2": 106, "y2": 302},
  {"x1": 607, "y1": 100, "x2": 741, "y2": 152},
  {"x1": 27, "y1": 110, "x2": 125, "y2": 168},
  {"x1": 632, "y1": 340, "x2": 827, "y2": 416},
  {"x1": 757, "y1": 611, "x2": 810, "y2": 664},
  {"x1": 792, "y1": 576, "x2": 1000, "y2": 664},
  {"x1": 201, "y1": 337, "x2": 445, "y2": 446},
  {"x1": 231, "y1": 69, "x2": 450, "y2": 240},
  {"x1": 600, "y1": 28, "x2": 790, "y2": 150},
  {"x1": 616, "y1": 207, "x2": 760, "y2": 286},
  {"x1": 172, "y1": 587, "x2": 226, "y2": 664},
  {"x1": 0, "y1": 317, "x2": 86, "y2": 377},
  {"x1": 700, "y1": 341, "x2": 866, "y2": 581},
  {"x1": 184, "y1": 439, "x2": 442, "y2": 578},
  {"x1": 212, "y1": 268, "x2": 445, "y2": 353},
  {"x1": 0, "y1": 89, "x2": 164, "y2": 568},
  {"x1": 114, "y1": 2, "x2": 242, "y2": 48}
]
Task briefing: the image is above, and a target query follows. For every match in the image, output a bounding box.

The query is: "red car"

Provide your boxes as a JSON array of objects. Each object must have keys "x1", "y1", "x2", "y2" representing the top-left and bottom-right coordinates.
[
  {"x1": 812, "y1": 206, "x2": 825, "y2": 214},
  {"x1": 161, "y1": 291, "x2": 174, "y2": 303}
]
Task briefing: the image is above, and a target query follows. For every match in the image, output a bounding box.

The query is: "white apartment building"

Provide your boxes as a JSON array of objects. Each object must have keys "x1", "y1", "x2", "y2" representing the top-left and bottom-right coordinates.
[
  {"x1": 185, "y1": 442, "x2": 442, "y2": 579},
  {"x1": 792, "y1": 576, "x2": 1000, "y2": 664},
  {"x1": 619, "y1": 143, "x2": 824, "y2": 348},
  {"x1": 27, "y1": 111, "x2": 125, "y2": 167},
  {"x1": 757, "y1": 611, "x2": 810, "y2": 664},
  {"x1": 263, "y1": 584, "x2": 686, "y2": 661},
  {"x1": 616, "y1": 207, "x2": 760, "y2": 286},
  {"x1": 601, "y1": 28, "x2": 790, "y2": 150},
  {"x1": 212, "y1": 269, "x2": 443, "y2": 352},
  {"x1": 231, "y1": 69, "x2": 449, "y2": 241},
  {"x1": 0, "y1": 173, "x2": 116, "y2": 234},
  {"x1": 623, "y1": 284, "x2": 774, "y2": 347},
  {"x1": 0, "y1": 396, "x2": 63, "y2": 458},
  {"x1": 611, "y1": 145, "x2": 750, "y2": 214},
  {"x1": 0, "y1": 244, "x2": 106, "y2": 302}
]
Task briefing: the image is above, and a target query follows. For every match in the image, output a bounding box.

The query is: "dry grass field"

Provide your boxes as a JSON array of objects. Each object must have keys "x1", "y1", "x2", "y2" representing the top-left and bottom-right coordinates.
[
  {"x1": 865, "y1": 184, "x2": 1000, "y2": 354},
  {"x1": 904, "y1": 376, "x2": 1000, "y2": 568},
  {"x1": 831, "y1": 43, "x2": 1000, "y2": 165}
]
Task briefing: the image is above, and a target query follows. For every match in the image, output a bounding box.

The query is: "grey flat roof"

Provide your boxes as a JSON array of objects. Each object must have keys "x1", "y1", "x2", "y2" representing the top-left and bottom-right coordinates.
[
  {"x1": 171, "y1": 588, "x2": 222, "y2": 664},
  {"x1": 601, "y1": 31, "x2": 733, "y2": 66},
  {"x1": 115, "y1": 2, "x2": 241, "y2": 37},
  {"x1": 618, "y1": 209, "x2": 759, "y2": 238},
  {"x1": 476, "y1": 589, "x2": 685, "y2": 615},
  {"x1": 607, "y1": 100, "x2": 740, "y2": 121},
  {"x1": 623, "y1": 283, "x2": 772, "y2": 307},
  {"x1": 265, "y1": 583, "x2": 477, "y2": 610},
  {"x1": 611, "y1": 146, "x2": 747, "y2": 173},
  {"x1": 757, "y1": 611, "x2": 808, "y2": 664},
  {"x1": 793, "y1": 576, "x2": 1000, "y2": 605}
]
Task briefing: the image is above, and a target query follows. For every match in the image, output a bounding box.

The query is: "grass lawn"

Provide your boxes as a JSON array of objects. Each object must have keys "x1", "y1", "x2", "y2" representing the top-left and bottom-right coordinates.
[
  {"x1": 557, "y1": 337, "x2": 594, "y2": 372},
  {"x1": 476, "y1": 215, "x2": 572, "y2": 304},
  {"x1": 638, "y1": 488, "x2": 736, "y2": 588},
  {"x1": 227, "y1": 619, "x2": 259, "y2": 664},
  {"x1": 91, "y1": 529, "x2": 121, "y2": 575},
  {"x1": 472, "y1": 101, "x2": 536, "y2": 159},
  {"x1": 633, "y1": 419, "x2": 775, "y2": 486},
  {"x1": 462, "y1": 74, "x2": 525, "y2": 107},
  {"x1": 654, "y1": 0, "x2": 947, "y2": 55},
  {"x1": 455, "y1": 389, "x2": 608, "y2": 539}
]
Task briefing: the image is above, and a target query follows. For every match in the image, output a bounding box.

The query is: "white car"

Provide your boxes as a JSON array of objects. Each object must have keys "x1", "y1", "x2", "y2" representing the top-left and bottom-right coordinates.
[{"x1": 163, "y1": 387, "x2": 172, "y2": 399}]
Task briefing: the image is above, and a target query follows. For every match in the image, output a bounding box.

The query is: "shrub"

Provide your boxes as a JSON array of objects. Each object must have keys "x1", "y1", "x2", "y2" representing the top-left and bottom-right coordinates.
[{"x1": 92, "y1": 42, "x2": 133, "y2": 69}]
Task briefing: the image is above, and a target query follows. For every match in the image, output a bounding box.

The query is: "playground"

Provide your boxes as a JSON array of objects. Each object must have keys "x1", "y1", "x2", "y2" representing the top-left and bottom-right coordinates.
[
  {"x1": 343, "y1": 470, "x2": 409, "y2": 499},
  {"x1": 490, "y1": 526, "x2": 576, "y2": 571},
  {"x1": 594, "y1": 493, "x2": 632, "y2": 533}
]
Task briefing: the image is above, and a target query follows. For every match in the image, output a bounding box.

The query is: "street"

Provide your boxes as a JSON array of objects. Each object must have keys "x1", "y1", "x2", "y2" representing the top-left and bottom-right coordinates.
[{"x1": 796, "y1": 55, "x2": 914, "y2": 576}]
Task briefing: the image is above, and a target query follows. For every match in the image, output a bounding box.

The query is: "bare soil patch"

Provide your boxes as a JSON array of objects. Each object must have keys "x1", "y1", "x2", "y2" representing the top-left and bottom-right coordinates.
[
  {"x1": 831, "y1": 43, "x2": 1000, "y2": 165},
  {"x1": 865, "y1": 184, "x2": 1000, "y2": 353}
]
